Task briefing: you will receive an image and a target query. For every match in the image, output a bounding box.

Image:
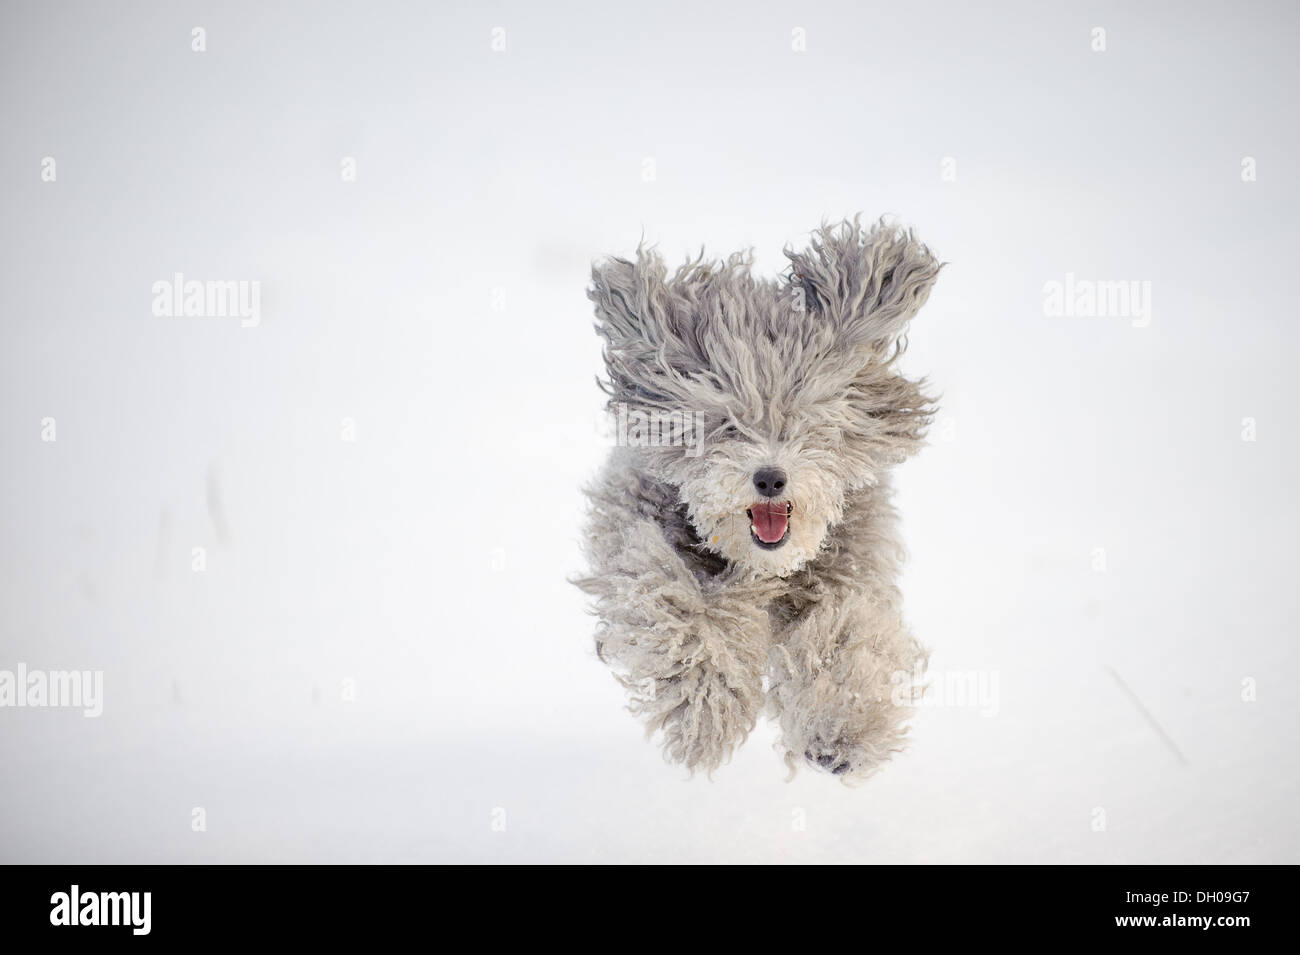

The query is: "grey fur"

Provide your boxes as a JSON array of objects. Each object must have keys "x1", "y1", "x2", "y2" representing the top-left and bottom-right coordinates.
[{"x1": 575, "y1": 217, "x2": 941, "y2": 780}]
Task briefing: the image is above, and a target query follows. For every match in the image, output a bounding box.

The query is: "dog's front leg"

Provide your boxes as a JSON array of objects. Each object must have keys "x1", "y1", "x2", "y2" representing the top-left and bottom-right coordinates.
[
  {"x1": 577, "y1": 517, "x2": 777, "y2": 775},
  {"x1": 768, "y1": 585, "x2": 927, "y2": 779}
]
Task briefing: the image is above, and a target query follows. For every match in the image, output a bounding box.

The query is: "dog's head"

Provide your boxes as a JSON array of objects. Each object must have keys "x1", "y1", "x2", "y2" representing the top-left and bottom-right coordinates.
[{"x1": 590, "y1": 218, "x2": 942, "y2": 578}]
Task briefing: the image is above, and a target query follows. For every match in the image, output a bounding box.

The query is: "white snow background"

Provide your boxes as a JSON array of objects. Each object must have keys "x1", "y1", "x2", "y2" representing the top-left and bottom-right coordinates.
[{"x1": 1, "y1": 0, "x2": 1296, "y2": 863}]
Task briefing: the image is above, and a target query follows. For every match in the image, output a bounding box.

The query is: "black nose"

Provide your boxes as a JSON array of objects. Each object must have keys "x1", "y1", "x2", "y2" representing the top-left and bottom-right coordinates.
[{"x1": 753, "y1": 467, "x2": 787, "y2": 497}]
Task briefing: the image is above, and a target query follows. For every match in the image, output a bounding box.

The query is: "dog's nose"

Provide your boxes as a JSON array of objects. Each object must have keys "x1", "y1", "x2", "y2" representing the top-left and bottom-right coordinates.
[{"x1": 753, "y1": 467, "x2": 787, "y2": 498}]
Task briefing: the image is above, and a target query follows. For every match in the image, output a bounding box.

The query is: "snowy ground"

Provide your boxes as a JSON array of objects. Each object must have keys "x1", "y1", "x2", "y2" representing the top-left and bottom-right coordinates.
[{"x1": 1, "y1": 0, "x2": 1297, "y2": 863}]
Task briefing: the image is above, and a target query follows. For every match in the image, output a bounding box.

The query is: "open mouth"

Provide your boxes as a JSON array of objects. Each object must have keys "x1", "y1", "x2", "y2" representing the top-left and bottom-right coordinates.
[{"x1": 747, "y1": 501, "x2": 792, "y2": 549}]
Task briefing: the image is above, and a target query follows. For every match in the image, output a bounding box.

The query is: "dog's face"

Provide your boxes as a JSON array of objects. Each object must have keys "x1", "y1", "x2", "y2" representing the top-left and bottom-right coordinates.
[
  {"x1": 661, "y1": 394, "x2": 887, "y2": 577},
  {"x1": 591, "y1": 219, "x2": 941, "y2": 578}
]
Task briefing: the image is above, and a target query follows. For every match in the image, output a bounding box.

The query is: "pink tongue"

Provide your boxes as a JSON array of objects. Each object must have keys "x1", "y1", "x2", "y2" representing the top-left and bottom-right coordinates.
[{"x1": 751, "y1": 501, "x2": 788, "y2": 543}]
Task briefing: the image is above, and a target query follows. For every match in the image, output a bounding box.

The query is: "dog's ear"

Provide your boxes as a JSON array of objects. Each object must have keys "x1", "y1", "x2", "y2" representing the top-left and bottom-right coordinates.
[
  {"x1": 589, "y1": 248, "x2": 703, "y2": 405},
  {"x1": 785, "y1": 218, "x2": 942, "y2": 356}
]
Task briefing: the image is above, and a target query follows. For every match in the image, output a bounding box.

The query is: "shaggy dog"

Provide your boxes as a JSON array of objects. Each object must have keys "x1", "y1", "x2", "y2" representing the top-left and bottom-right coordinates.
[{"x1": 576, "y1": 217, "x2": 941, "y2": 780}]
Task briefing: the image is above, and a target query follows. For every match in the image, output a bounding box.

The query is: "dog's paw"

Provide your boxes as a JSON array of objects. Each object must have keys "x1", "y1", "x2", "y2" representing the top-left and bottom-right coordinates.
[{"x1": 804, "y1": 743, "x2": 854, "y2": 776}]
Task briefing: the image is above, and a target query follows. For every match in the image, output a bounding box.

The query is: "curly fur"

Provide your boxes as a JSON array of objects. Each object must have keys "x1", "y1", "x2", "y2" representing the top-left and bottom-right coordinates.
[{"x1": 575, "y1": 217, "x2": 941, "y2": 781}]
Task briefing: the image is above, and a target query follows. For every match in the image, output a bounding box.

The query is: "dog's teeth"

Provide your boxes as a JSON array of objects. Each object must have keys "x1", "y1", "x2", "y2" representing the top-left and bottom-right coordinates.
[{"x1": 751, "y1": 525, "x2": 758, "y2": 535}]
